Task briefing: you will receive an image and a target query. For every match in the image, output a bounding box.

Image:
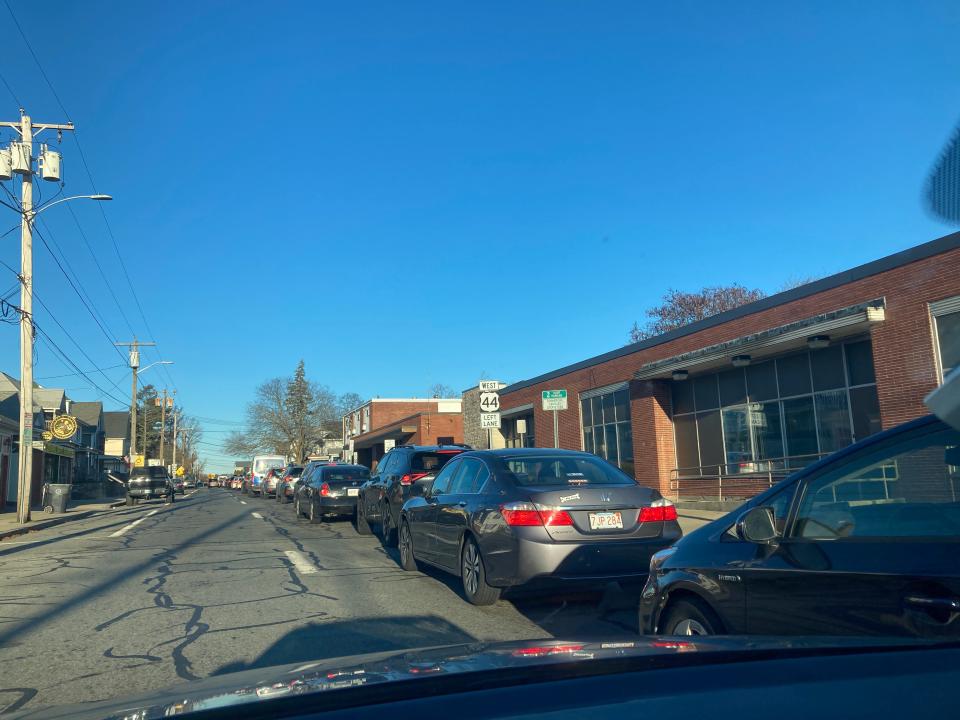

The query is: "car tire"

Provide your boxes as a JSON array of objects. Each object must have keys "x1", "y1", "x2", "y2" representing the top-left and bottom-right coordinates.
[
  {"x1": 461, "y1": 537, "x2": 500, "y2": 606},
  {"x1": 659, "y1": 598, "x2": 722, "y2": 636},
  {"x1": 355, "y1": 499, "x2": 372, "y2": 535},
  {"x1": 398, "y1": 520, "x2": 419, "y2": 571},
  {"x1": 380, "y1": 502, "x2": 398, "y2": 547},
  {"x1": 295, "y1": 497, "x2": 302, "y2": 518},
  {"x1": 308, "y1": 499, "x2": 319, "y2": 524},
  {"x1": 126, "y1": 494, "x2": 135, "y2": 507}
]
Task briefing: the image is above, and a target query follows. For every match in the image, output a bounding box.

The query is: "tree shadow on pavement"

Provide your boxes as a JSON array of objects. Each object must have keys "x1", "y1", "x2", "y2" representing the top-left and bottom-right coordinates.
[{"x1": 212, "y1": 614, "x2": 476, "y2": 676}]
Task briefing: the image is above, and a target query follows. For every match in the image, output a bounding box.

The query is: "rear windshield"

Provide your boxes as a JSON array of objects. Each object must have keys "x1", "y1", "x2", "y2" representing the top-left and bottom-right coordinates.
[
  {"x1": 322, "y1": 467, "x2": 370, "y2": 482},
  {"x1": 411, "y1": 451, "x2": 461, "y2": 472},
  {"x1": 285, "y1": 467, "x2": 303, "y2": 477},
  {"x1": 253, "y1": 457, "x2": 285, "y2": 473},
  {"x1": 502, "y1": 455, "x2": 635, "y2": 487}
]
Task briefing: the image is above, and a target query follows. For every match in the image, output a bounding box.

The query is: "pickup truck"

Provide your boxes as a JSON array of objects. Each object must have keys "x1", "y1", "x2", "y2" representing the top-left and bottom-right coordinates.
[{"x1": 126, "y1": 466, "x2": 175, "y2": 506}]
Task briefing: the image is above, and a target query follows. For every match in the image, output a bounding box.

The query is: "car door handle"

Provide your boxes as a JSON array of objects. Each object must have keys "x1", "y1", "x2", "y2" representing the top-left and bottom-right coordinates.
[
  {"x1": 904, "y1": 595, "x2": 960, "y2": 612},
  {"x1": 456, "y1": 501, "x2": 467, "y2": 508}
]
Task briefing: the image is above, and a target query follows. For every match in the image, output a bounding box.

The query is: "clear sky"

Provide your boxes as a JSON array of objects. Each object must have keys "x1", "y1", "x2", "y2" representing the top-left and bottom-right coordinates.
[{"x1": 0, "y1": 1, "x2": 957, "y2": 470}]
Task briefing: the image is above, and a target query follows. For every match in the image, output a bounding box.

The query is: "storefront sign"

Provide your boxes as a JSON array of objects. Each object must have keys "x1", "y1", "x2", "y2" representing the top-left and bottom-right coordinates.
[
  {"x1": 51, "y1": 414, "x2": 78, "y2": 440},
  {"x1": 33, "y1": 440, "x2": 75, "y2": 458}
]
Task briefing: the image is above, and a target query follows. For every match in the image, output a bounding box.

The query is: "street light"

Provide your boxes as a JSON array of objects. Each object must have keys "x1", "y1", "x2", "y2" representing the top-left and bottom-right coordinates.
[
  {"x1": 139, "y1": 360, "x2": 173, "y2": 375},
  {"x1": 14, "y1": 191, "x2": 113, "y2": 525}
]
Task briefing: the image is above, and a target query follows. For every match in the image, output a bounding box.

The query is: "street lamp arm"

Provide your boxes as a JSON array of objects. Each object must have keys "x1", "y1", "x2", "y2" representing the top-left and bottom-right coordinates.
[
  {"x1": 31, "y1": 194, "x2": 112, "y2": 218},
  {"x1": 139, "y1": 360, "x2": 173, "y2": 374}
]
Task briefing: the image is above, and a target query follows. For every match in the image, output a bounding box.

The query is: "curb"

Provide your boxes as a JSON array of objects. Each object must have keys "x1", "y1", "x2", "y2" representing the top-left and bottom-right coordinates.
[{"x1": 0, "y1": 501, "x2": 125, "y2": 542}]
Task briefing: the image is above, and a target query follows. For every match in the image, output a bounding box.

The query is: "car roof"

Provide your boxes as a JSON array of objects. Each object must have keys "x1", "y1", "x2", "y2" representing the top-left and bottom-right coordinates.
[
  {"x1": 320, "y1": 463, "x2": 368, "y2": 471},
  {"x1": 465, "y1": 447, "x2": 594, "y2": 458},
  {"x1": 393, "y1": 444, "x2": 471, "y2": 452}
]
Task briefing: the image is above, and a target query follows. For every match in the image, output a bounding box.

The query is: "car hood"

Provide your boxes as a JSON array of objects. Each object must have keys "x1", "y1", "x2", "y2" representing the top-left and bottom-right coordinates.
[{"x1": 10, "y1": 635, "x2": 947, "y2": 719}]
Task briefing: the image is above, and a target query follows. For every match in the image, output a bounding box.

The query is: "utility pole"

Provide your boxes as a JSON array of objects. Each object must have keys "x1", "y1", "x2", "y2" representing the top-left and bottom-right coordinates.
[
  {"x1": 4, "y1": 111, "x2": 75, "y2": 524},
  {"x1": 171, "y1": 407, "x2": 178, "y2": 474},
  {"x1": 114, "y1": 339, "x2": 155, "y2": 470},
  {"x1": 159, "y1": 389, "x2": 172, "y2": 468}
]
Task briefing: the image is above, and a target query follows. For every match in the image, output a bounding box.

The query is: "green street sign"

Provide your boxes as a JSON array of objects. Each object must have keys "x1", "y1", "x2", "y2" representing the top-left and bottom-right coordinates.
[{"x1": 541, "y1": 389, "x2": 568, "y2": 411}]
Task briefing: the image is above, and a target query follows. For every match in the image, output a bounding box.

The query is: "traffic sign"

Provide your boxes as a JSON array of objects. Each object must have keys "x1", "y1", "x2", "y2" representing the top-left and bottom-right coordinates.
[
  {"x1": 480, "y1": 412, "x2": 501, "y2": 429},
  {"x1": 478, "y1": 380, "x2": 501, "y2": 392},
  {"x1": 479, "y1": 391, "x2": 500, "y2": 412},
  {"x1": 541, "y1": 389, "x2": 568, "y2": 411}
]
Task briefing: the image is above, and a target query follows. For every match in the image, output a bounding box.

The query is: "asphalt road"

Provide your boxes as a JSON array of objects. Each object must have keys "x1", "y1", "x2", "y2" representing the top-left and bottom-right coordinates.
[{"x1": 0, "y1": 486, "x2": 656, "y2": 715}]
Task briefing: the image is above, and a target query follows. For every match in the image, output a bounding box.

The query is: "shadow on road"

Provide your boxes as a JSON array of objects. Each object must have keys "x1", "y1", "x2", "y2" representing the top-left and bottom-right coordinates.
[{"x1": 212, "y1": 614, "x2": 476, "y2": 676}]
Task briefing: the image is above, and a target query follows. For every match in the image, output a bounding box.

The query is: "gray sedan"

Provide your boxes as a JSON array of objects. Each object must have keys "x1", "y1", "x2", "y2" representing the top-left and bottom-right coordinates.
[{"x1": 398, "y1": 449, "x2": 682, "y2": 605}]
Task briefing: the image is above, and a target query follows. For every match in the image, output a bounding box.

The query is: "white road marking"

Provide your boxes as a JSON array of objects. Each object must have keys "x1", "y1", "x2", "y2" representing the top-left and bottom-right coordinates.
[
  {"x1": 240, "y1": 501, "x2": 247, "y2": 505},
  {"x1": 284, "y1": 550, "x2": 317, "y2": 575},
  {"x1": 251, "y1": 512, "x2": 263, "y2": 519},
  {"x1": 109, "y1": 509, "x2": 158, "y2": 537}
]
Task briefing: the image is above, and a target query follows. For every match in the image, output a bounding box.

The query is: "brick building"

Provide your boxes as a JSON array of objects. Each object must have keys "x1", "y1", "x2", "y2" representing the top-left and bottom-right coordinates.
[
  {"x1": 499, "y1": 232, "x2": 960, "y2": 501},
  {"x1": 342, "y1": 398, "x2": 464, "y2": 469}
]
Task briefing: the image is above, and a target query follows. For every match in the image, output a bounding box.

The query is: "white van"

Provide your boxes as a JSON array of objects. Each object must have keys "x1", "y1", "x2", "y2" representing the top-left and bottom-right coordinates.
[{"x1": 248, "y1": 454, "x2": 286, "y2": 496}]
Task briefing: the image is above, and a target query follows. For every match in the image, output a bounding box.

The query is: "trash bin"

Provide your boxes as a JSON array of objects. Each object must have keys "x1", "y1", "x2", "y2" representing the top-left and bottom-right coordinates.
[{"x1": 43, "y1": 483, "x2": 72, "y2": 514}]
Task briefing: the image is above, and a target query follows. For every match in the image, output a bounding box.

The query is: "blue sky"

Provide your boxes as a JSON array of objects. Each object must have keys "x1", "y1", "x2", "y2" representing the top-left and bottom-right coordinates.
[{"x1": 0, "y1": 1, "x2": 958, "y2": 470}]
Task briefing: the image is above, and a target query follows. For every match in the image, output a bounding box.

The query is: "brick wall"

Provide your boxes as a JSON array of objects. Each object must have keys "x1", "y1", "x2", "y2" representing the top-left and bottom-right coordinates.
[
  {"x1": 416, "y1": 413, "x2": 464, "y2": 445},
  {"x1": 500, "y1": 246, "x2": 960, "y2": 496}
]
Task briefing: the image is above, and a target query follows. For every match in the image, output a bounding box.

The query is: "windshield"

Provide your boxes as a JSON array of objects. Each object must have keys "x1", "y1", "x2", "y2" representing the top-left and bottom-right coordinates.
[{"x1": 1, "y1": 5, "x2": 958, "y2": 718}]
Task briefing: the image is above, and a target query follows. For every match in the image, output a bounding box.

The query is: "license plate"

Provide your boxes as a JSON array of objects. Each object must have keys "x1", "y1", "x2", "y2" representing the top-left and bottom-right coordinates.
[
  {"x1": 589, "y1": 511, "x2": 623, "y2": 530},
  {"x1": 347, "y1": 488, "x2": 359, "y2": 497}
]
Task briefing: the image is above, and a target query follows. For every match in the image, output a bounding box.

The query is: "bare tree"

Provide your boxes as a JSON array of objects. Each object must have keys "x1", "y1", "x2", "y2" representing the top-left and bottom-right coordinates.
[
  {"x1": 776, "y1": 275, "x2": 819, "y2": 292},
  {"x1": 223, "y1": 364, "x2": 356, "y2": 460},
  {"x1": 630, "y1": 284, "x2": 766, "y2": 342},
  {"x1": 427, "y1": 383, "x2": 459, "y2": 399}
]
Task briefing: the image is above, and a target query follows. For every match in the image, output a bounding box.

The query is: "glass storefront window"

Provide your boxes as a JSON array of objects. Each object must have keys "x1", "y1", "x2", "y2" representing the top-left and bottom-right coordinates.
[
  {"x1": 672, "y1": 339, "x2": 880, "y2": 476},
  {"x1": 504, "y1": 413, "x2": 535, "y2": 448},
  {"x1": 934, "y1": 309, "x2": 960, "y2": 380},
  {"x1": 580, "y1": 386, "x2": 635, "y2": 477}
]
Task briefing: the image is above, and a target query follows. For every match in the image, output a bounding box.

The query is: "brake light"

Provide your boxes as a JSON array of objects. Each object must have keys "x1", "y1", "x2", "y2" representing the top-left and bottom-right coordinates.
[
  {"x1": 320, "y1": 482, "x2": 330, "y2": 497},
  {"x1": 400, "y1": 472, "x2": 428, "y2": 486},
  {"x1": 501, "y1": 502, "x2": 574, "y2": 527},
  {"x1": 437, "y1": 450, "x2": 460, "y2": 454},
  {"x1": 638, "y1": 498, "x2": 678, "y2": 523}
]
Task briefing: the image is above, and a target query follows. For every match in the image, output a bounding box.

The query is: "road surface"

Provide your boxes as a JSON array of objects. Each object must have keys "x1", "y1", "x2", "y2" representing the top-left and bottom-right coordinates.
[{"x1": 0, "y1": 487, "x2": 669, "y2": 714}]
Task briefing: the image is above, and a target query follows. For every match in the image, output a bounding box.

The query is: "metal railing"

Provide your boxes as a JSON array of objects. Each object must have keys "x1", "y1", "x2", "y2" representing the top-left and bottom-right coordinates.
[{"x1": 669, "y1": 452, "x2": 830, "y2": 502}]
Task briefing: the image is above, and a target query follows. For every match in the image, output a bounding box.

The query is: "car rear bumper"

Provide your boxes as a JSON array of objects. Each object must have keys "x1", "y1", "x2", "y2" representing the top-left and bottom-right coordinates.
[
  {"x1": 317, "y1": 496, "x2": 358, "y2": 515},
  {"x1": 486, "y1": 524, "x2": 681, "y2": 587},
  {"x1": 128, "y1": 487, "x2": 169, "y2": 498}
]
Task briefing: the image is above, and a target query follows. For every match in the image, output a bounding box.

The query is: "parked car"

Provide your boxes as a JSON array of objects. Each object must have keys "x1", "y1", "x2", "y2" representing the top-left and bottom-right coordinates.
[
  {"x1": 207, "y1": 476, "x2": 219, "y2": 488},
  {"x1": 173, "y1": 478, "x2": 185, "y2": 494},
  {"x1": 358, "y1": 444, "x2": 469, "y2": 546},
  {"x1": 639, "y1": 414, "x2": 960, "y2": 638},
  {"x1": 246, "y1": 454, "x2": 286, "y2": 495},
  {"x1": 261, "y1": 467, "x2": 285, "y2": 498},
  {"x1": 396, "y1": 448, "x2": 681, "y2": 605},
  {"x1": 276, "y1": 465, "x2": 304, "y2": 503},
  {"x1": 294, "y1": 464, "x2": 370, "y2": 522},
  {"x1": 127, "y1": 466, "x2": 175, "y2": 506}
]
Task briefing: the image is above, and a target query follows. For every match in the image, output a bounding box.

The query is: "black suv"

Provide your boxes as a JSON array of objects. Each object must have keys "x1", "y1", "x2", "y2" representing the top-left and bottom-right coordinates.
[
  {"x1": 357, "y1": 444, "x2": 469, "y2": 544},
  {"x1": 126, "y1": 466, "x2": 174, "y2": 506}
]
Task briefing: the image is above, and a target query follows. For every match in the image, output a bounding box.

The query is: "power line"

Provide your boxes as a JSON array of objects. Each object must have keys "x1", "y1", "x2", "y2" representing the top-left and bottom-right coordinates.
[
  {"x1": 0, "y1": 69, "x2": 21, "y2": 109},
  {"x1": 3, "y1": 0, "x2": 69, "y2": 119},
  {"x1": 3, "y1": 1, "x2": 178, "y2": 395},
  {"x1": 36, "y1": 363, "x2": 126, "y2": 380},
  {"x1": 33, "y1": 326, "x2": 128, "y2": 406}
]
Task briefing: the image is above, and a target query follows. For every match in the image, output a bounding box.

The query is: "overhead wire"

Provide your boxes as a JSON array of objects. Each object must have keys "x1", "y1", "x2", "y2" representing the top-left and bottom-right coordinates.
[{"x1": 3, "y1": 0, "x2": 179, "y2": 395}]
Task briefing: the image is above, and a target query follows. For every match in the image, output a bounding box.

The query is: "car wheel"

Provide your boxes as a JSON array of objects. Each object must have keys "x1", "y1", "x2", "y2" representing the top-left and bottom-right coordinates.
[
  {"x1": 461, "y1": 537, "x2": 500, "y2": 606},
  {"x1": 126, "y1": 494, "x2": 135, "y2": 507},
  {"x1": 355, "y1": 499, "x2": 372, "y2": 535},
  {"x1": 398, "y1": 520, "x2": 418, "y2": 571},
  {"x1": 308, "y1": 499, "x2": 319, "y2": 524},
  {"x1": 295, "y1": 498, "x2": 302, "y2": 518},
  {"x1": 660, "y1": 598, "x2": 722, "y2": 636},
  {"x1": 380, "y1": 502, "x2": 398, "y2": 547}
]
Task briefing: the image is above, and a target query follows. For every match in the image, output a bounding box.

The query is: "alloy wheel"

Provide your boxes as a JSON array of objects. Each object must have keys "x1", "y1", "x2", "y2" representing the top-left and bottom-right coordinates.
[
  {"x1": 462, "y1": 541, "x2": 480, "y2": 597},
  {"x1": 673, "y1": 619, "x2": 709, "y2": 636}
]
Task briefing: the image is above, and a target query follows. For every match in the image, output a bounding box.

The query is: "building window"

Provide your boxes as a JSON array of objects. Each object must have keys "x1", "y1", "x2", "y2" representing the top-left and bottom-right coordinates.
[
  {"x1": 581, "y1": 386, "x2": 634, "y2": 478},
  {"x1": 672, "y1": 338, "x2": 881, "y2": 477},
  {"x1": 503, "y1": 413, "x2": 535, "y2": 448},
  {"x1": 931, "y1": 297, "x2": 960, "y2": 382}
]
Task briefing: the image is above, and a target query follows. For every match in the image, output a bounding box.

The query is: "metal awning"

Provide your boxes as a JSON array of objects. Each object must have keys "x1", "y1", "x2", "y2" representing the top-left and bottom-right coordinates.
[{"x1": 634, "y1": 299, "x2": 885, "y2": 380}]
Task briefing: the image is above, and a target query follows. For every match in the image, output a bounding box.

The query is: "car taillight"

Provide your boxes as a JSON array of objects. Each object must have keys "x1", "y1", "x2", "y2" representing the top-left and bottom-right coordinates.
[
  {"x1": 320, "y1": 482, "x2": 330, "y2": 497},
  {"x1": 400, "y1": 472, "x2": 429, "y2": 486},
  {"x1": 638, "y1": 498, "x2": 678, "y2": 523},
  {"x1": 501, "y1": 502, "x2": 574, "y2": 527},
  {"x1": 512, "y1": 644, "x2": 584, "y2": 657}
]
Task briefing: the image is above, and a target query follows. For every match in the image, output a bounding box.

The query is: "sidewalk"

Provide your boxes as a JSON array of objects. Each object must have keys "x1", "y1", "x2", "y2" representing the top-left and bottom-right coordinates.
[
  {"x1": 677, "y1": 508, "x2": 729, "y2": 534},
  {"x1": 0, "y1": 498, "x2": 126, "y2": 541}
]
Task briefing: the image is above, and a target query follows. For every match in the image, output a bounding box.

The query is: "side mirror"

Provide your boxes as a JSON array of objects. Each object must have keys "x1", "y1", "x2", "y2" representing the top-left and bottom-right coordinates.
[{"x1": 737, "y1": 506, "x2": 779, "y2": 544}]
